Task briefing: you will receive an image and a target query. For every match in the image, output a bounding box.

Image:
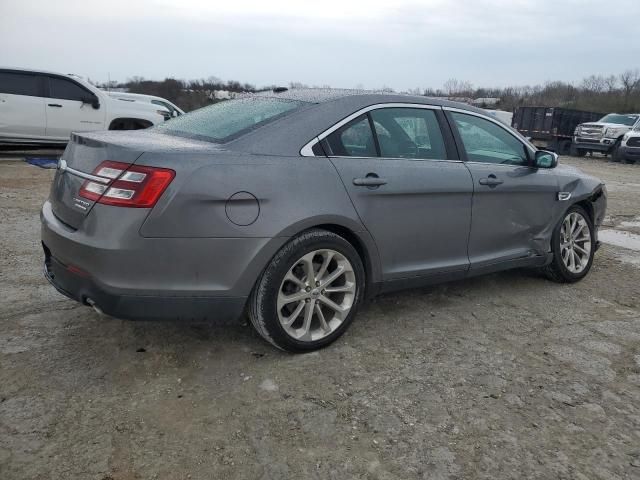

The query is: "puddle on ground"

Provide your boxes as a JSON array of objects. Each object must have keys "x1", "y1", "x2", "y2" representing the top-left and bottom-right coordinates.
[
  {"x1": 619, "y1": 217, "x2": 640, "y2": 228},
  {"x1": 599, "y1": 230, "x2": 640, "y2": 267}
]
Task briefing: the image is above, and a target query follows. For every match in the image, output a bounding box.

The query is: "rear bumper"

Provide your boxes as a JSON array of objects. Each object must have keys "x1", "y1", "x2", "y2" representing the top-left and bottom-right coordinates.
[
  {"x1": 43, "y1": 249, "x2": 247, "y2": 322},
  {"x1": 41, "y1": 200, "x2": 287, "y2": 322}
]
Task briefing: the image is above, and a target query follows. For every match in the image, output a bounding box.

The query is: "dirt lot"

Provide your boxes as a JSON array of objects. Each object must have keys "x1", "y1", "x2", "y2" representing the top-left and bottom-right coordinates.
[{"x1": 1, "y1": 155, "x2": 640, "y2": 480}]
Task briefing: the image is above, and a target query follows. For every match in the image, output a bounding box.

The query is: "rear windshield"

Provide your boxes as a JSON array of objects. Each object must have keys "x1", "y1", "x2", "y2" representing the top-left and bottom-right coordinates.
[
  {"x1": 154, "y1": 97, "x2": 307, "y2": 142},
  {"x1": 598, "y1": 114, "x2": 639, "y2": 126}
]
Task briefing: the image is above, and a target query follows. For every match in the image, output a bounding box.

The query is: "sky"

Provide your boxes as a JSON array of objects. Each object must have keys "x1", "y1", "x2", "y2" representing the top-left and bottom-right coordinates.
[{"x1": 1, "y1": 0, "x2": 639, "y2": 91}]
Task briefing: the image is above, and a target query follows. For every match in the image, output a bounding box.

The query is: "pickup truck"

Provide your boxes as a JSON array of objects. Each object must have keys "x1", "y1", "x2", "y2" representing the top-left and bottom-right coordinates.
[
  {"x1": 572, "y1": 113, "x2": 640, "y2": 158},
  {"x1": 616, "y1": 127, "x2": 640, "y2": 163},
  {"x1": 0, "y1": 67, "x2": 169, "y2": 145}
]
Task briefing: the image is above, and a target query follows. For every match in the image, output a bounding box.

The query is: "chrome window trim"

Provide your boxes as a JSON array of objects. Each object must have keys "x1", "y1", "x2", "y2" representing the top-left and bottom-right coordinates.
[
  {"x1": 300, "y1": 136, "x2": 320, "y2": 157},
  {"x1": 463, "y1": 161, "x2": 537, "y2": 169},
  {"x1": 328, "y1": 156, "x2": 463, "y2": 164},
  {"x1": 299, "y1": 103, "x2": 441, "y2": 157}
]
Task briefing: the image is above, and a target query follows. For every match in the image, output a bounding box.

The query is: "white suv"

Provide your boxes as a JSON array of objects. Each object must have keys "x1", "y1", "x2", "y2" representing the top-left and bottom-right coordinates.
[{"x1": 0, "y1": 67, "x2": 169, "y2": 145}]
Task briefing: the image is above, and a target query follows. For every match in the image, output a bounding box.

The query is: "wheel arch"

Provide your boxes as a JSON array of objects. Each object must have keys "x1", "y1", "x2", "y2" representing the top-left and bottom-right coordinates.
[
  {"x1": 108, "y1": 118, "x2": 153, "y2": 130},
  {"x1": 574, "y1": 199, "x2": 594, "y2": 223},
  {"x1": 275, "y1": 215, "x2": 382, "y2": 295},
  {"x1": 312, "y1": 223, "x2": 379, "y2": 297}
]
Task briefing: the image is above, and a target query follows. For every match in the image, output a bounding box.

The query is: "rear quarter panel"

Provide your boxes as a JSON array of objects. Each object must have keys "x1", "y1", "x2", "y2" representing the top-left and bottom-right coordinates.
[
  {"x1": 137, "y1": 152, "x2": 381, "y2": 284},
  {"x1": 138, "y1": 153, "x2": 364, "y2": 238}
]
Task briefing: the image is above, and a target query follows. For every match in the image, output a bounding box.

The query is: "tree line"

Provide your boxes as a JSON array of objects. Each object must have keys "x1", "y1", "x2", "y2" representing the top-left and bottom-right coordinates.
[
  {"x1": 97, "y1": 69, "x2": 640, "y2": 114},
  {"x1": 426, "y1": 70, "x2": 640, "y2": 113}
]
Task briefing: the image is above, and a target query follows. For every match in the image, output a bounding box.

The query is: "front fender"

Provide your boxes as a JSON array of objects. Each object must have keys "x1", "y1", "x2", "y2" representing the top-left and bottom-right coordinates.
[{"x1": 554, "y1": 164, "x2": 607, "y2": 228}]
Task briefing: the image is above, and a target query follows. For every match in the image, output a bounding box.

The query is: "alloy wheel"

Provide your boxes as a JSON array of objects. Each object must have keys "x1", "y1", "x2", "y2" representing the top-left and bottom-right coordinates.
[
  {"x1": 560, "y1": 211, "x2": 592, "y2": 274},
  {"x1": 277, "y1": 249, "x2": 356, "y2": 342}
]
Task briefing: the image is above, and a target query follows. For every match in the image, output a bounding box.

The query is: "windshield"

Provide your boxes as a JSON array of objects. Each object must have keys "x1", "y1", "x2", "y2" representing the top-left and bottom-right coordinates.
[
  {"x1": 154, "y1": 97, "x2": 307, "y2": 142},
  {"x1": 598, "y1": 114, "x2": 639, "y2": 126}
]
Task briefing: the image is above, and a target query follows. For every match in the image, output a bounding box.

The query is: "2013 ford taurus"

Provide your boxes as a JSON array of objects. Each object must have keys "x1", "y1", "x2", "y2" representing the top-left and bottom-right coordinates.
[{"x1": 41, "y1": 89, "x2": 607, "y2": 352}]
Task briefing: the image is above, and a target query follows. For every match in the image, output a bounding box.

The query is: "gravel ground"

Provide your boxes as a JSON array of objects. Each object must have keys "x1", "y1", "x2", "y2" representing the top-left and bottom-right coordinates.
[{"x1": 1, "y1": 155, "x2": 640, "y2": 480}]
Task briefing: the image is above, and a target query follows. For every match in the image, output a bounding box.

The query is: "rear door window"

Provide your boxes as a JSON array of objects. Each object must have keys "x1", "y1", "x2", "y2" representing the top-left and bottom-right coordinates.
[
  {"x1": 48, "y1": 77, "x2": 91, "y2": 102},
  {"x1": 326, "y1": 115, "x2": 377, "y2": 157},
  {"x1": 0, "y1": 71, "x2": 42, "y2": 97},
  {"x1": 369, "y1": 108, "x2": 447, "y2": 159}
]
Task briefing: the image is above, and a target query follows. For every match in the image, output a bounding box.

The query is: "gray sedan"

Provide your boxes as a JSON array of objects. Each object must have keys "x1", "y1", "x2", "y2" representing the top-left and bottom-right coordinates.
[{"x1": 41, "y1": 89, "x2": 607, "y2": 352}]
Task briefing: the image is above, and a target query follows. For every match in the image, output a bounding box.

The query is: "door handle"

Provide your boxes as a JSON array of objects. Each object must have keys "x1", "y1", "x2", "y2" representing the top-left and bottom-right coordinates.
[
  {"x1": 48, "y1": 103, "x2": 62, "y2": 108},
  {"x1": 353, "y1": 174, "x2": 387, "y2": 187},
  {"x1": 478, "y1": 174, "x2": 503, "y2": 187}
]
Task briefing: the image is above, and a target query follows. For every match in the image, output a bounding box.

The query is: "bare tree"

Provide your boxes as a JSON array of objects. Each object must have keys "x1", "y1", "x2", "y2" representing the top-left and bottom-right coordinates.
[
  {"x1": 619, "y1": 69, "x2": 640, "y2": 107},
  {"x1": 581, "y1": 75, "x2": 606, "y2": 93},
  {"x1": 443, "y1": 78, "x2": 473, "y2": 97}
]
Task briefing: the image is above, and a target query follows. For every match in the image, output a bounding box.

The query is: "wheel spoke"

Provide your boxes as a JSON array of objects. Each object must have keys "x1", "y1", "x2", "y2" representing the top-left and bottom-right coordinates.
[
  {"x1": 562, "y1": 219, "x2": 570, "y2": 242},
  {"x1": 320, "y1": 265, "x2": 345, "y2": 288},
  {"x1": 574, "y1": 234, "x2": 590, "y2": 243},
  {"x1": 572, "y1": 223, "x2": 585, "y2": 239},
  {"x1": 574, "y1": 243, "x2": 589, "y2": 256},
  {"x1": 572, "y1": 214, "x2": 581, "y2": 236},
  {"x1": 569, "y1": 214, "x2": 576, "y2": 236},
  {"x1": 298, "y1": 301, "x2": 314, "y2": 340},
  {"x1": 316, "y1": 251, "x2": 335, "y2": 282},
  {"x1": 568, "y1": 248, "x2": 575, "y2": 270},
  {"x1": 315, "y1": 303, "x2": 330, "y2": 332},
  {"x1": 301, "y1": 254, "x2": 316, "y2": 285},
  {"x1": 572, "y1": 249, "x2": 581, "y2": 270},
  {"x1": 284, "y1": 271, "x2": 305, "y2": 289},
  {"x1": 278, "y1": 290, "x2": 308, "y2": 308},
  {"x1": 282, "y1": 301, "x2": 305, "y2": 326},
  {"x1": 324, "y1": 282, "x2": 355, "y2": 294},
  {"x1": 318, "y1": 295, "x2": 346, "y2": 316}
]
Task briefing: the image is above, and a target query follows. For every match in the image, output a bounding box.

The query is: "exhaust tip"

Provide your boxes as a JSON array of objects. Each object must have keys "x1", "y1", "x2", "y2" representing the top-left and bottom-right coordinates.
[{"x1": 85, "y1": 298, "x2": 105, "y2": 316}]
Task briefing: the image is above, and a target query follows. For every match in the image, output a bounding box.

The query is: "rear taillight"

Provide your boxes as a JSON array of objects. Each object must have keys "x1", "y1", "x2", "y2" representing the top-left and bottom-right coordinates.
[{"x1": 79, "y1": 160, "x2": 175, "y2": 208}]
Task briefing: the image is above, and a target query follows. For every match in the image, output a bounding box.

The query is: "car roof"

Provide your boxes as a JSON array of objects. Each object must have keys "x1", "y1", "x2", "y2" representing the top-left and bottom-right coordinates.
[
  {"x1": 229, "y1": 88, "x2": 497, "y2": 156},
  {"x1": 256, "y1": 87, "x2": 483, "y2": 112},
  {"x1": 0, "y1": 65, "x2": 83, "y2": 78}
]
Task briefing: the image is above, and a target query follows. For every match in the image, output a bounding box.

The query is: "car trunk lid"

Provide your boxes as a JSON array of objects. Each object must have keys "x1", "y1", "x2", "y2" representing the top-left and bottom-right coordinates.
[
  {"x1": 50, "y1": 130, "x2": 227, "y2": 229},
  {"x1": 49, "y1": 132, "x2": 147, "y2": 229}
]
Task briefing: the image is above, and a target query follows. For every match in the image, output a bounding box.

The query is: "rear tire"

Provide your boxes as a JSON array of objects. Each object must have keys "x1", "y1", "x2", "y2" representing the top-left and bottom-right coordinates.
[
  {"x1": 249, "y1": 229, "x2": 365, "y2": 352},
  {"x1": 541, "y1": 205, "x2": 595, "y2": 283}
]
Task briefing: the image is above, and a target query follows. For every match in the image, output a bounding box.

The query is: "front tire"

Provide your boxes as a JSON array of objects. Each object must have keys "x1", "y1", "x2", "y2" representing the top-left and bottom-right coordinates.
[
  {"x1": 249, "y1": 229, "x2": 365, "y2": 352},
  {"x1": 542, "y1": 205, "x2": 595, "y2": 283},
  {"x1": 610, "y1": 140, "x2": 622, "y2": 162},
  {"x1": 570, "y1": 144, "x2": 587, "y2": 157}
]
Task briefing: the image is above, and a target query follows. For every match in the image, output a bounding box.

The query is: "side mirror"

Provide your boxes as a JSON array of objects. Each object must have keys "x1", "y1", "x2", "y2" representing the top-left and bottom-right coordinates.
[
  {"x1": 172, "y1": 110, "x2": 178, "y2": 117},
  {"x1": 534, "y1": 150, "x2": 558, "y2": 169},
  {"x1": 82, "y1": 95, "x2": 100, "y2": 109}
]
